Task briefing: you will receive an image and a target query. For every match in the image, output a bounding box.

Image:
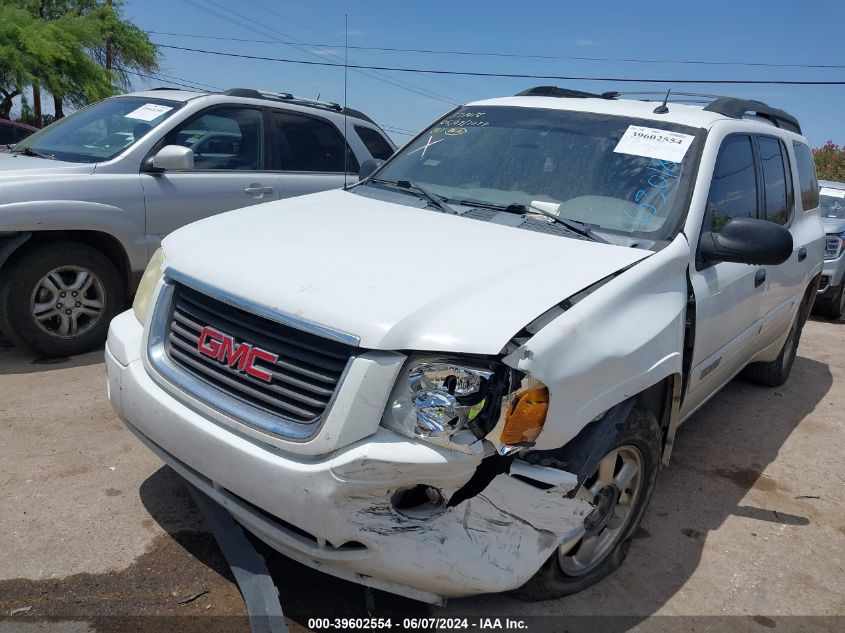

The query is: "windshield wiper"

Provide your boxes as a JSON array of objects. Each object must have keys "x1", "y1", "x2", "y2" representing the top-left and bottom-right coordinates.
[
  {"x1": 454, "y1": 198, "x2": 608, "y2": 243},
  {"x1": 370, "y1": 178, "x2": 453, "y2": 214},
  {"x1": 12, "y1": 147, "x2": 56, "y2": 160}
]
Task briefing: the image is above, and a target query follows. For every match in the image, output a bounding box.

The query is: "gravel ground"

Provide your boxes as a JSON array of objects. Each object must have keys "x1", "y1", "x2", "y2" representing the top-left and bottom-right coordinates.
[{"x1": 0, "y1": 317, "x2": 843, "y2": 632}]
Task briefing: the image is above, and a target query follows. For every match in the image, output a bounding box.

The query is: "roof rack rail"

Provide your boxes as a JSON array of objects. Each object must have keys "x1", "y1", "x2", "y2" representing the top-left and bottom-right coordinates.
[
  {"x1": 594, "y1": 90, "x2": 802, "y2": 133},
  {"x1": 515, "y1": 86, "x2": 617, "y2": 100},
  {"x1": 703, "y1": 97, "x2": 801, "y2": 134},
  {"x1": 223, "y1": 87, "x2": 343, "y2": 112},
  {"x1": 222, "y1": 87, "x2": 378, "y2": 124}
]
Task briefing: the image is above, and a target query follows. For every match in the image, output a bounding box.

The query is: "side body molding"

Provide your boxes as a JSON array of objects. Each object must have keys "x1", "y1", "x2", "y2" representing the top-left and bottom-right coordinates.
[{"x1": 504, "y1": 234, "x2": 691, "y2": 453}]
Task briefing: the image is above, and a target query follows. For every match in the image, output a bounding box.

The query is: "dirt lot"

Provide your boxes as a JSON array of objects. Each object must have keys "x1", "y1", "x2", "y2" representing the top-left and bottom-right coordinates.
[{"x1": 0, "y1": 317, "x2": 843, "y2": 632}]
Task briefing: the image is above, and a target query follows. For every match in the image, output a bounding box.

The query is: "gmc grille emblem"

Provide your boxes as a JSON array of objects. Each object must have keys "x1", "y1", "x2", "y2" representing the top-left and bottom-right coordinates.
[{"x1": 197, "y1": 327, "x2": 278, "y2": 383}]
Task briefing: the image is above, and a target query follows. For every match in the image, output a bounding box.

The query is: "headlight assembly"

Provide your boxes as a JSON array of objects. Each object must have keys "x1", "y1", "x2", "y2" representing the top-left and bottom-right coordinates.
[
  {"x1": 132, "y1": 248, "x2": 165, "y2": 325},
  {"x1": 382, "y1": 357, "x2": 495, "y2": 451}
]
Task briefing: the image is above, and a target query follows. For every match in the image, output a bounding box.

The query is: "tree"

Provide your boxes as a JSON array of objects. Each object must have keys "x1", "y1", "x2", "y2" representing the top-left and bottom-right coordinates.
[
  {"x1": 0, "y1": 1, "x2": 159, "y2": 120},
  {"x1": 814, "y1": 141, "x2": 845, "y2": 182},
  {"x1": 0, "y1": 7, "x2": 33, "y2": 118}
]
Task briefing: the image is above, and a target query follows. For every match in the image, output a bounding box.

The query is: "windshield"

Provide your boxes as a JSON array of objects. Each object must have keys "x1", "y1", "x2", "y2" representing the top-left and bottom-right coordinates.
[
  {"x1": 820, "y1": 186, "x2": 845, "y2": 219},
  {"x1": 371, "y1": 106, "x2": 703, "y2": 241},
  {"x1": 13, "y1": 97, "x2": 182, "y2": 163}
]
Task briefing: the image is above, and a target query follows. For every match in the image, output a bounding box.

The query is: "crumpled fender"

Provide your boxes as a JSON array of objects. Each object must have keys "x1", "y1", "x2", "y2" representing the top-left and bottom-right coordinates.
[{"x1": 504, "y1": 233, "x2": 690, "y2": 451}]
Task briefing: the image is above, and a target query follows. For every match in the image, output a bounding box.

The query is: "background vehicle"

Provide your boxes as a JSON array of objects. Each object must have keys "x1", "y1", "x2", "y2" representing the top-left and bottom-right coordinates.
[
  {"x1": 0, "y1": 88, "x2": 395, "y2": 357},
  {"x1": 0, "y1": 119, "x2": 37, "y2": 149},
  {"x1": 813, "y1": 180, "x2": 845, "y2": 318},
  {"x1": 106, "y1": 87, "x2": 824, "y2": 604}
]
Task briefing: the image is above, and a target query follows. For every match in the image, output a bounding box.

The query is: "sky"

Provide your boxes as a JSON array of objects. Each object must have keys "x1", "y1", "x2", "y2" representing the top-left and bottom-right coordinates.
[{"x1": 88, "y1": 1, "x2": 845, "y2": 147}]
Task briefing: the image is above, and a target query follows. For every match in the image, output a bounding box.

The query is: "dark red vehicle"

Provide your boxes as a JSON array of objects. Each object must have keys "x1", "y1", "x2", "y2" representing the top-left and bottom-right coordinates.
[{"x1": 0, "y1": 119, "x2": 38, "y2": 147}]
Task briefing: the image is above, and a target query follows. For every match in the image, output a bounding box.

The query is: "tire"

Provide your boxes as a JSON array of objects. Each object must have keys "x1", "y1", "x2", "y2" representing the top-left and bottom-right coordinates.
[
  {"x1": 742, "y1": 312, "x2": 802, "y2": 387},
  {"x1": 814, "y1": 283, "x2": 844, "y2": 320},
  {"x1": 0, "y1": 242, "x2": 124, "y2": 357},
  {"x1": 514, "y1": 406, "x2": 662, "y2": 601}
]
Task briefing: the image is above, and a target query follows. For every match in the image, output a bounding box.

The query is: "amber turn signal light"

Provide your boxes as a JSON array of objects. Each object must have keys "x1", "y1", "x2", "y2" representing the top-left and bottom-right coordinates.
[{"x1": 499, "y1": 386, "x2": 549, "y2": 445}]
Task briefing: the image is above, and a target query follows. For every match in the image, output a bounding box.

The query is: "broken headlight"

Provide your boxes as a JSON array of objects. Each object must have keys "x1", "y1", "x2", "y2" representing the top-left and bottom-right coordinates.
[{"x1": 382, "y1": 357, "x2": 495, "y2": 449}]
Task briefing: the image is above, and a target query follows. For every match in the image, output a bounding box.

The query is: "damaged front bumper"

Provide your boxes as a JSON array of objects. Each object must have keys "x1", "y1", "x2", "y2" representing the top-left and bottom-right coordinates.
[{"x1": 106, "y1": 312, "x2": 592, "y2": 604}]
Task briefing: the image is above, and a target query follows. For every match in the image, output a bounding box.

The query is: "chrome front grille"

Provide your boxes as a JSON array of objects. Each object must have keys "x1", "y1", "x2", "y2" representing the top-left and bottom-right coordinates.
[{"x1": 164, "y1": 283, "x2": 355, "y2": 424}]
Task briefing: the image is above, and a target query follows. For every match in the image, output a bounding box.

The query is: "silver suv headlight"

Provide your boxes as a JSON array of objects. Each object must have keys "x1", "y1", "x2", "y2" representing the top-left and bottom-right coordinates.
[
  {"x1": 824, "y1": 233, "x2": 845, "y2": 260},
  {"x1": 382, "y1": 356, "x2": 495, "y2": 451}
]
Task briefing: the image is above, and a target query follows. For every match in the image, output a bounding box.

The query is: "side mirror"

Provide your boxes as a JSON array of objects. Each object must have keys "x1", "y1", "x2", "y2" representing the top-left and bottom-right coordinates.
[
  {"x1": 358, "y1": 158, "x2": 383, "y2": 181},
  {"x1": 700, "y1": 217, "x2": 793, "y2": 266},
  {"x1": 151, "y1": 145, "x2": 194, "y2": 171}
]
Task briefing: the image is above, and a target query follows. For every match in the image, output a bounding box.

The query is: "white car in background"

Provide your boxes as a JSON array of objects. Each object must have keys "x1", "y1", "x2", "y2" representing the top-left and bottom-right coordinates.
[{"x1": 106, "y1": 87, "x2": 824, "y2": 604}]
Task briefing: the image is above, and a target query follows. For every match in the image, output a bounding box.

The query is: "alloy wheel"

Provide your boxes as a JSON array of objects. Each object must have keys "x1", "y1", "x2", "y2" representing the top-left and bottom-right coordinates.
[
  {"x1": 558, "y1": 445, "x2": 645, "y2": 577},
  {"x1": 30, "y1": 266, "x2": 106, "y2": 339}
]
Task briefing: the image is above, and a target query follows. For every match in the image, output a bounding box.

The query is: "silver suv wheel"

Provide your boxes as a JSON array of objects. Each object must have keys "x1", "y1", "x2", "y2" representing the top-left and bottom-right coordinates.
[{"x1": 29, "y1": 266, "x2": 106, "y2": 338}]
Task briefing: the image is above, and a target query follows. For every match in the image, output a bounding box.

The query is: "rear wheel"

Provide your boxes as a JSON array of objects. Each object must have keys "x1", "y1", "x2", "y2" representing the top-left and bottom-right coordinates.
[
  {"x1": 743, "y1": 311, "x2": 802, "y2": 387},
  {"x1": 0, "y1": 242, "x2": 124, "y2": 357},
  {"x1": 515, "y1": 406, "x2": 662, "y2": 601}
]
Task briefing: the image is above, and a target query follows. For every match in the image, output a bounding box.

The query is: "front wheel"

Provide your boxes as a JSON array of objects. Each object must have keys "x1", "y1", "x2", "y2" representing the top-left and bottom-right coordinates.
[
  {"x1": 515, "y1": 406, "x2": 662, "y2": 601},
  {"x1": 0, "y1": 242, "x2": 124, "y2": 357}
]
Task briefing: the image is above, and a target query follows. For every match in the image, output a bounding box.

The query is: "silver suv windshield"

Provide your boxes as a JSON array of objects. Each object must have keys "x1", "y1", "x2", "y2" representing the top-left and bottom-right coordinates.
[
  {"x1": 12, "y1": 96, "x2": 182, "y2": 163},
  {"x1": 370, "y1": 106, "x2": 704, "y2": 241}
]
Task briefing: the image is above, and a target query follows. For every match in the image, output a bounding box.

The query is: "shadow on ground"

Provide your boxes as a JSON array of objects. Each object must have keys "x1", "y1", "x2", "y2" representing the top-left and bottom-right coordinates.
[
  {"x1": 136, "y1": 354, "x2": 833, "y2": 632},
  {"x1": 0, "y1": 333, "x2": 102, "y2": 375}
]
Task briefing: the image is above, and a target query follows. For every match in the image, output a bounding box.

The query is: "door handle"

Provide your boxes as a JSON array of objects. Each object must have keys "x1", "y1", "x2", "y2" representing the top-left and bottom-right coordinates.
[
  {"x1": 244, "y1": 185, "x2": 273, "y2": 195},
  {"x1": 755, "y1": 268, "x2": 767, "y2": 288},
  {"x1": 798, "y1": 247, "x2": 807, "y2": 262}
]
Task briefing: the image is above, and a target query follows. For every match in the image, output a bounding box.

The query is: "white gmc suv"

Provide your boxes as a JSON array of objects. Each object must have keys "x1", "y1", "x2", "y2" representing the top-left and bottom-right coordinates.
[{"x1": 105, "y1": 87, "x2": 824, "y2": 604}]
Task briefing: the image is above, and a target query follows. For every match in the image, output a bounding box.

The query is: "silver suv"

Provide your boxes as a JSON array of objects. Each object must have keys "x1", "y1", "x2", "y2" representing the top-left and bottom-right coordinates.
[{"x1": 0, "y1": 88, "x2": 395, "y2": 357}]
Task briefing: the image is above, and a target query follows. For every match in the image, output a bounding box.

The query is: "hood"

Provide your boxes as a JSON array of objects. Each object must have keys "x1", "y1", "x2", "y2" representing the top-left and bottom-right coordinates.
[
  {"x1": 163, "y1": 189, "x2": 649, "y2": 354},
  {"x1": 822, "y1": 217, "x2": 845, "y2": 235},
  {"x1": 0, "y1": 151, "x2": 96, "y2": 179}
]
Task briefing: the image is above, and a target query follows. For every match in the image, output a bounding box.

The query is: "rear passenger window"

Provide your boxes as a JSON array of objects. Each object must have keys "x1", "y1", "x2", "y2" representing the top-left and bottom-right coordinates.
[
  {"x1": 273, "y1": 112, "x2": 358, "y2": 173},
  {"x1": 706, "y1": 135, "x2": 758, "y2": 232},
  {"x1": 354, "y1": 126, "x2": 394, "y2": 161},
  {"x1": 793, "y1": 141, "x2": 819, "y2": 210},
  {"x1": 758, "y1": 136, "x2": 791, "y2": 225}
]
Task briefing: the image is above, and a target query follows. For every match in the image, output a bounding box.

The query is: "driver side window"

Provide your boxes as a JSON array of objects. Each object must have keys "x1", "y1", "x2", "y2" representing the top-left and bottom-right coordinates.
[
  {"x1": 704, "y1": 135, "x2": 759, "y2": 233},
  {"x1": 164, "y1": 108, "x2": 264, "y2": 171}
]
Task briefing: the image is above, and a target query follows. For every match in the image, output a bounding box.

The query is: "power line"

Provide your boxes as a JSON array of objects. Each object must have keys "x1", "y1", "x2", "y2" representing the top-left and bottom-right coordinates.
[
  {"x1": 125, "y1": 70, "x2": 220, "y2": 91},
  {"x1": 152, "y1": 70, "x2": 222, "y2": 91},
  {"x1": 147, "y1": 30, "x2": 845, "y2": 70},
  {"x1": 175, "y1": 0, "x2": 459, "y2": 105},
  {"x1": 239, "y1": 0, "x2": 481, "y2": 99},
  {"x1": 381, "y1": 126, "x2": 415, "y2": 136},
  {"x1": 153, "y1": 44, "x2": 845, "y2": 85}
]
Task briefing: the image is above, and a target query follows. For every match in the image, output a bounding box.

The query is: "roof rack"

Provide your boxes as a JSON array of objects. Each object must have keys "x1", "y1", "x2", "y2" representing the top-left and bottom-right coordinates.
[
  {"x1": 518, "y1": 87, "x2": 801, "y2": 134},
  {"x1": 224, "y1": 87, "x2": 342, "y2": 111},
  {"x1": 515, "y1": 86, "x2": 618, "y2": 100},
  {"x1": 703, "y1": 97, "x2": 801, "y2": 134},
  {"x1": 221, "y1": 87, "x2": 377, "y2": 124}
]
